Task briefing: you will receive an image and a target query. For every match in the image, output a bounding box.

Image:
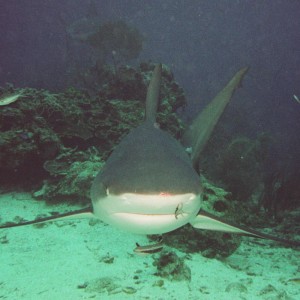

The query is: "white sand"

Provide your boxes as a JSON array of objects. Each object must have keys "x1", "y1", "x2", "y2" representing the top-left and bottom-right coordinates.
[{"x1": 0, "y1": 192, "x2": 299, "y2": 300}]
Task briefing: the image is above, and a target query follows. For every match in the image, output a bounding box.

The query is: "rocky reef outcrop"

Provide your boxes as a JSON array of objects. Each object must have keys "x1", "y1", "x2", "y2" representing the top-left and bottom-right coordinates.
[{"x1": 0, "y1": 63, "x2": 186, "y2": 204}]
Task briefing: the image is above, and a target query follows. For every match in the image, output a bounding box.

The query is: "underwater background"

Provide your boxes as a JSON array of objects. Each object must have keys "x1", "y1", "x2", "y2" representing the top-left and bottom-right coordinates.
[{"x1": 0, "y1": 1, "x2": 299, "y2": 299}]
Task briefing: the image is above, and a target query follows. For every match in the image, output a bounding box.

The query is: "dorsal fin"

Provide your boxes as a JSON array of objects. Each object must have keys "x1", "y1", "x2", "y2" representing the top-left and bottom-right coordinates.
[
  {"x1": 182, "y1": 67, "x2": 249, "y2": 170},
  {"x1": 145, "y1": 64, "x2": 162, "y2": 123}
]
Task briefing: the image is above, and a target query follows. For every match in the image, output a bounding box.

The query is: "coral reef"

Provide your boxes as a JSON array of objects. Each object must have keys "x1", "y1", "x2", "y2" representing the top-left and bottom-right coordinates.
[
  {"x1": 0, "y1": 63, "x2": 186, "y2": 203},
  {"x1": 153, "y1": 250, "x2": 191, "y2": 281},
  {"x1": 34, "y1": 148, "x2": 103, "y2": 203},
  {"x1": 262, "y1": 165, "x2": 300, "y2": 218},
  {"x1": 215, "y1": 137, "x2": 263, "y2": 201},
  {"x1": 203, "y1": 134, "x2": 273, "y2": 202}
]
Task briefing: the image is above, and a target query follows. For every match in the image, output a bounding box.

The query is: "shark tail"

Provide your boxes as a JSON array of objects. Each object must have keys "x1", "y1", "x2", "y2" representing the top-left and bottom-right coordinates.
[
  {"x1": 182, "y1": 67, "x2": 249, "y2": 171},
  {"x1": 0, "y1": 206, "x2": 94, "y2": 229}
]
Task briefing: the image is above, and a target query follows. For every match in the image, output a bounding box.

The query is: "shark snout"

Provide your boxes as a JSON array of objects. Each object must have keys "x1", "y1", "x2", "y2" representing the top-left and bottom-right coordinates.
[{"x1": 92, "y1": 192, "x2": 201, "y2": 234}]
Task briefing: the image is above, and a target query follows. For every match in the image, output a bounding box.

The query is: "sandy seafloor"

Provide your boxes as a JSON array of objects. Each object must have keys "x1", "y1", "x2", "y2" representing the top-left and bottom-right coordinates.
[{"x1": 0, "y1": 192, "x2": 299, "y2": 300}]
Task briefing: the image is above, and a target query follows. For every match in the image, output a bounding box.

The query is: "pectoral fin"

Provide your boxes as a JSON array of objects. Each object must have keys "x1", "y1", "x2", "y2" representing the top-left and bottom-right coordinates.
[
  {"x1": 0, "y1": 206, "x2": 94, "y2": 229},
  {"x1": 190, "y1": 209, "x2": 300, "y2": 247}
]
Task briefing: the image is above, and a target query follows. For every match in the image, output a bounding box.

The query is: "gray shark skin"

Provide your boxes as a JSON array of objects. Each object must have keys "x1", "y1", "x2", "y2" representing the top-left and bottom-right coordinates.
[{"x1": 0, "y1": 64, "x2": 299, "y2": 248}]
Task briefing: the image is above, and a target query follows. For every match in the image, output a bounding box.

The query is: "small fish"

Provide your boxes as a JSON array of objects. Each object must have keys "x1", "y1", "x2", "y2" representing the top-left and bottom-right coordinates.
[
  {"x1": 134, "y1": 237, "x2": 164, "y2": 255},
  {"x1": 287, "y1": 278, "x2": 300, "y2": 284},
  {"x1": 0, "y1": 92, "x2": 22, "y2": 106},
  {"x1": 293, "y1": 94, "x2": 300, "y2": 104}
]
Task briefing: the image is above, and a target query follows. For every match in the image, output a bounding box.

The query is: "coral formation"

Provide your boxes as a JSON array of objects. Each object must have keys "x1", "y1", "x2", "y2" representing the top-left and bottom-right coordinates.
[
  {"x1": 0, "y1": 63, "x2": 185, "y2": 203},
  {"x1": 203, "y1": 133, "x2": 273, "y2": 202},
  {"x1": 35, "y1": 149, "x2": 103, "y2": 203},
  {"x1": 214, "y1": 137, "x2": 263, "y2": 201},
  {"x1": 153, "y1": 251, "x2": 191, "y2": 281},
  {"x1": 262, "y1": 165, "x2": 300, "y2": 218}
]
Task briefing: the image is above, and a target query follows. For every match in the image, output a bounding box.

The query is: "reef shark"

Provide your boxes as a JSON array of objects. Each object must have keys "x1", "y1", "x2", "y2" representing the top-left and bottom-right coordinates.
[{"x1": 0, "y1": 64, "x2": 299, "y2": 248}]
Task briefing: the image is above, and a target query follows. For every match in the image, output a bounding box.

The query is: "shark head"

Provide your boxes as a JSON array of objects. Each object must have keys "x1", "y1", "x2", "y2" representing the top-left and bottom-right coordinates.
[{"x1": 91, "y1": 122, "x2": 202, "y2": 234}]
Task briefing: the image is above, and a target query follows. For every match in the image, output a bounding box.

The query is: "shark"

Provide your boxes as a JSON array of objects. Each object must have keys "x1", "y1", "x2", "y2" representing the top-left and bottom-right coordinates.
[{"x1": 0, "y1": 64, "x2": 299, "y2": 249}]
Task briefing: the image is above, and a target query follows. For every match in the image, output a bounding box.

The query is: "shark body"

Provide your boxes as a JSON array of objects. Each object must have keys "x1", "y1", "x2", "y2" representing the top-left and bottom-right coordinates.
[
  {"x1": 91, "y1": 121, "x2": 202, "y2": 234},
  {"x1": 91, "y1": 64, "x2": 202, "y2": 234},
  {"x1": 1, "y1": 64, "x2": 299, "y2": 248}
]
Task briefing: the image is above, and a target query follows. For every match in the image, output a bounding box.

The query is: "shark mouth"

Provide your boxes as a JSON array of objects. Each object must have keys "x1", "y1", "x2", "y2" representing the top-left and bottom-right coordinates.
[{"x1": 92, "y1": 192, "x2": 201, "y2": 234}]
